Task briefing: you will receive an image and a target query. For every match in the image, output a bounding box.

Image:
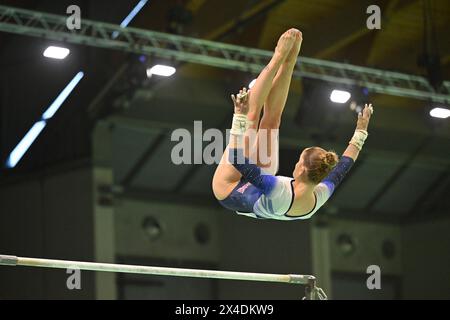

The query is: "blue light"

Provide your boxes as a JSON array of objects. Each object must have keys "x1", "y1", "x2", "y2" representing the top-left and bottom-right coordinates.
[
  {"x1": 120, "y1": 0, "x2": 148, "y2": 28},
  {"x1": 139, "y1": 55, "x2": 147, "y2": 63},
  {"x1": 6, "y1": 71, "x2": 84, "y2": 168},
  {"x1": 42, "y1": 72, "x2": 84, "y2": 120},
  {"x1": 112, "y1": 0, "x2": 149, "y2": 39},
  {"x1": 6, "y1": 121, "x2": 47, "y2": 168}
]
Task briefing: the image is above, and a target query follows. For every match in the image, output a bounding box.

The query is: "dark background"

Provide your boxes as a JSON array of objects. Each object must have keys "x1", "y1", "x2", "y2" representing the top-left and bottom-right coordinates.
[{"x1": 0, "y1": 0, "x2": 449, "y2": 299}]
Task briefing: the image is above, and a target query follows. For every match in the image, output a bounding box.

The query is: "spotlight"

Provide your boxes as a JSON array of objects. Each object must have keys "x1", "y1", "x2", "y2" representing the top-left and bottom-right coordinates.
[
  {"x1": 43, "y1": 46, "x2": 70, "y2": 60},
  {"x1": 330, "y1": 89, "x2": 351, "y2": 104},
  {"x1": 430, "y1": 107, "x2": 450, "y2": 119},
  {"x1": 146, "y1": 64, "x2": 176, "y2": 77},
  {"x1": 295, "y1": 80, "x2": 366, "y2": 132}
]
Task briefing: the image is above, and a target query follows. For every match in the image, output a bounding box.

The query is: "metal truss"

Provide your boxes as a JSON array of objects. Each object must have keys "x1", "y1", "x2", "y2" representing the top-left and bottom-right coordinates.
[{"x1": 0, "y1": 5, "x2": 449, "y2": 103}]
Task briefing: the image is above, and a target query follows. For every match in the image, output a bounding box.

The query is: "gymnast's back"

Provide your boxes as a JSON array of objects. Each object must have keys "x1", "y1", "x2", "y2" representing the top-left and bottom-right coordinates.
[{"x1": 218, "y1": 173, "x2": 331, "y2": 221}]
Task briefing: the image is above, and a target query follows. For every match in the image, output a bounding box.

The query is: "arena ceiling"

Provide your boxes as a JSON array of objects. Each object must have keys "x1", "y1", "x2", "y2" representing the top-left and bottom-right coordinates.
[{"x1": 0, "y1": 0, "x2": 449, "y2": 224}]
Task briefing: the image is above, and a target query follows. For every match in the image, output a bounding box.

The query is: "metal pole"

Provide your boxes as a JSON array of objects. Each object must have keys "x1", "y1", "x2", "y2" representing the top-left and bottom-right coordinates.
[
  {"x1": 0, "y1": 5, "x2": 449, "y2": 103},
  {"x1": 0, "y1": 254, "x2": 313, "y2": 285}
]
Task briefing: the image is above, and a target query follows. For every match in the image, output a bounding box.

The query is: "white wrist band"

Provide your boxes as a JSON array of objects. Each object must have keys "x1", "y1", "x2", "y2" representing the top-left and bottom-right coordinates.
[
  {"x1": 230, "y1": 114, "x2": 251, "y2": 136},
  {"x1": 349, "y1": 129, "x2": 368, "y2": 151}
]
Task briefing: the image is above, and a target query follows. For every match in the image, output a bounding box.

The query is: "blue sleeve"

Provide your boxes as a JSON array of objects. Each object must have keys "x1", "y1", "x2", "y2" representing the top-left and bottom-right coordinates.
[
  {"x1": 229, "y1": 148, "x2": 277, "y2": 195},
  {"x1": 322, "y1": 156, "x2": 354, "y2": 195}
]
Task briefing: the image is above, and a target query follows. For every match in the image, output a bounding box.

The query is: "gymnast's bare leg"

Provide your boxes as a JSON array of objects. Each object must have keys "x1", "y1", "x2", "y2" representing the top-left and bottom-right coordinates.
[
  {"x1": 212, "y1": 29, "x2": 298, "y2": 200},
  {"x1": 256, "y1": 30, "x2": 302, "y2": 173}
]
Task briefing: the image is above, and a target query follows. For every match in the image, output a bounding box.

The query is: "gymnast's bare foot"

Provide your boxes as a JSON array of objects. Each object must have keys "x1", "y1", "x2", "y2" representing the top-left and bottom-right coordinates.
[
  {"x1": 285, "y1": 30, "x2": 302, "y2": 65},
  {"x1": 275, "y1": 29, "x2": 297, "y2": 58}
]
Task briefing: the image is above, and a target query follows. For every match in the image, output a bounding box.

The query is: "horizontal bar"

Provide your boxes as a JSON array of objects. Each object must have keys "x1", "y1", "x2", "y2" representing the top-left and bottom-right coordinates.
[
  {"x1": 0, "y1": 255, "x2": 18, "y2": 266},
  {"x1": 0, "y1": 255, "x2": 314, "y2": 285}
]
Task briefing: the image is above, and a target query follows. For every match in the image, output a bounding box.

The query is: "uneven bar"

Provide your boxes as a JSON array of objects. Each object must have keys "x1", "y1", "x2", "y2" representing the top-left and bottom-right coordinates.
[{"x1": 0, "y1": 254, "x2": 313, "y2": 285}]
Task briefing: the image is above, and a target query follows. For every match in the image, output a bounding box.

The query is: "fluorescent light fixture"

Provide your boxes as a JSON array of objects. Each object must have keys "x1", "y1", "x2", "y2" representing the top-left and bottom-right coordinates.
[
  {"x1": 147, "y1": 64, "x2": 176, "y2": 77},
  {"x1": 248, "y1": 79, "x2": 257, "y2": 89},
  {"x1": 6, "y1": 121, "x2": 47, "y2": 168},
  {"x1": 5, "y1": 71, "x2": 84, "y2": 168},
  {"x1": 43, "y1": 46, "x2": 70, "y2": 60},
  {"x1": 430, "y1": 107, "x2": 450, "y2": 119},
  {"x1": 42, "y1": 72, "x2": 84, "y2": 120},
  {"x1": 330, "y1": 89, "x2": 351, "y2": 104},
  {"x1": 112, "y1": 0, "x2": 149, "y2": 38}
]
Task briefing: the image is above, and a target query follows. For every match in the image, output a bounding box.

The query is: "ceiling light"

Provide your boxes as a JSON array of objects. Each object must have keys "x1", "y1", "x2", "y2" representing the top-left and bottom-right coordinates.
[
  {"x1": 147, "y1": 65, "x2": 176, "y2": 77},
  {"x1": 43, "y1": 46, "x2": 70, "y2": 60},
  {"x1": 430, "y1": 107, "x2": 450, "y2": 119},
  {"x1": 330, "y1": 89, "x2": 351, "y2": 104}
]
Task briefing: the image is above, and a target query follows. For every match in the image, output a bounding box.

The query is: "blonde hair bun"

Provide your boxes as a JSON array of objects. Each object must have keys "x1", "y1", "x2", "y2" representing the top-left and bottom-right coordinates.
[{"x1": 324, "y1": 151, "x2": 338, "y2": 168}]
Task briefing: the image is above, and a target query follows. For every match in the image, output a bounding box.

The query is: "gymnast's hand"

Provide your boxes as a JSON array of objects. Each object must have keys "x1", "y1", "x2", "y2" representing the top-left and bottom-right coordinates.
[
  {"x1": 231, "y1": 87, "x2": 250, "y2": 115},
  {"x1": 356, "y1": 103, "x2": 374, "y2": 131}
]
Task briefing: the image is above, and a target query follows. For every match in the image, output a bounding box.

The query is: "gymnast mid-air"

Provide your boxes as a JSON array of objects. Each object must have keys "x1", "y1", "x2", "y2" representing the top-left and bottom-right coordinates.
[{"x1": 212, "y1": 28, "x2": 373, "y2": 220}]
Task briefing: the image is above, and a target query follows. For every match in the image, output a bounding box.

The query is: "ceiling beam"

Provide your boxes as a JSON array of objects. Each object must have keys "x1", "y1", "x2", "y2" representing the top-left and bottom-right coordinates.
[
  {"x1": 1, "y1": 5, "x2": 448, "y2": 103},
  {"x1": 180, "y1": 0, "x2": 284, "y2": 78}
]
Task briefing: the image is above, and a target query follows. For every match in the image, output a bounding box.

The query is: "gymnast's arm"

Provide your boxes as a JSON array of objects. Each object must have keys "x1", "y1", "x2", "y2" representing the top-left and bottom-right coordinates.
[
  {"x1": 227, "y1": 88, "x2": 278, "y2": 195},
  {"x1": 228, "y1": 98, "x2": 276, "y2": 195},
  {"x1": 317, "y1": 104, "x2": 374, "y2": 200},
  {"x1": 228, "y1": 146, "x2": 277, "y2": 195},
  {"x1": 342, "y1": 104, "x2": 373, "y2": 162}
]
